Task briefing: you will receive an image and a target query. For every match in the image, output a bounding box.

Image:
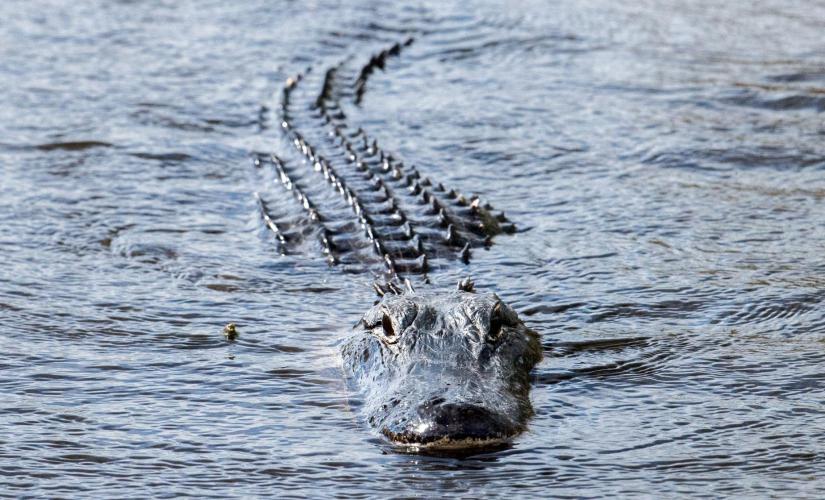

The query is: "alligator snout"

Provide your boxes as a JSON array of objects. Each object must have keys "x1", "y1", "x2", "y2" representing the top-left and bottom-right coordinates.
[{"x1": 381, "y1": 399, "x2": 520, "y2": 448}]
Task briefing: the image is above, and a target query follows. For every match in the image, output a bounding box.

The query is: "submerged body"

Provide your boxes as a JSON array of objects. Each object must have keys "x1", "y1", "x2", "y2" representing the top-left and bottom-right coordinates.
[{"x1": 341, "y1": 282, "x2": 542, "y2": 449}]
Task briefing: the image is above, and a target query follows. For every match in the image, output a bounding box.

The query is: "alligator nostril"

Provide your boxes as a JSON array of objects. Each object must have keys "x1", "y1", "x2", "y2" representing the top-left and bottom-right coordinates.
[
  {"x1": 412, "y1": 402, "x2": 515, "y2": 442},
  {"x1": 425, "y1": 403, "x2": 493, "y2": 425}
]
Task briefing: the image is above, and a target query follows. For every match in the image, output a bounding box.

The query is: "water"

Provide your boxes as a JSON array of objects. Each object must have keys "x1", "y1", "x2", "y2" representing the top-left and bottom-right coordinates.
[{"x1": 2, "y1": 0, "x2": 825, "y2": 497}]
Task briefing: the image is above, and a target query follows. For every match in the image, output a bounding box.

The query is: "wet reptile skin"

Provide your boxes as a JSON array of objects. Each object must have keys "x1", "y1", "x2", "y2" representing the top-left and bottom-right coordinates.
[{"x1": 255, "y1": 40, "x2": 538, "y2": 449}]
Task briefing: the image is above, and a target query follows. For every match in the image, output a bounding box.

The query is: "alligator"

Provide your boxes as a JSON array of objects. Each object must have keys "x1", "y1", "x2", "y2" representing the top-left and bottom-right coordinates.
[{"x1": 254, "y1": 37, "x2": 542, "y2": 450}]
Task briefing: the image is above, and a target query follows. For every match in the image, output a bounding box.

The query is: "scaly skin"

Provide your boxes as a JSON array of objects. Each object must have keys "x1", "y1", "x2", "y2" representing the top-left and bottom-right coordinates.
[
  {"x1": 256, "y1": 38, "x2": 533, "y2": 451},
  {"x1": 341, "y1": 283, "x2": 542, "y2": 450}
]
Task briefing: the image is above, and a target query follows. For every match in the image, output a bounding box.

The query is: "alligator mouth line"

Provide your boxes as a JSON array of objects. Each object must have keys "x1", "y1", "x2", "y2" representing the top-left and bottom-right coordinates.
[{"x1": 381, "y1": 428, "x2": 517, "y2": 450}]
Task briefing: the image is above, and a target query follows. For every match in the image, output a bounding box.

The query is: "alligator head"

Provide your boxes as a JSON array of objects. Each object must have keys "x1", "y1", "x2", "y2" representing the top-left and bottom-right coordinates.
[{"x1": 341, "y1": 279, "x2": 542, "y2": 450}]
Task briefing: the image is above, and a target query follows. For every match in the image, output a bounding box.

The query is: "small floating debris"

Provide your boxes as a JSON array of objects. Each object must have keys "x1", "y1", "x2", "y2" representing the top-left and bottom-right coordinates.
[{"x1": 223, "y1": 323, "x2": 238, "y2": 340}]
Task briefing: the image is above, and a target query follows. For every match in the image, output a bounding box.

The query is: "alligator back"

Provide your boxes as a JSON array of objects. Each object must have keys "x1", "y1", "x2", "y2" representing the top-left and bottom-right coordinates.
[{"x1": 254, "y1": 38, "x2": 515, "y2": 283}]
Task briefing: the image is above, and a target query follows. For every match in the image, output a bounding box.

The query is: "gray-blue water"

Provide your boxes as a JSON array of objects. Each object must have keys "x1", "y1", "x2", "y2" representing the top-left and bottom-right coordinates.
[{"x1": 2, "y1": 0, "x2": 825, "y2": 497}]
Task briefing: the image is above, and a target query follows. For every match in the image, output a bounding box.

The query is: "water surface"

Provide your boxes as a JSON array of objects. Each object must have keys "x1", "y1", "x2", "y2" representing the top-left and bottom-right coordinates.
[{"x1": 2, "y1": 0, "x2": 825, "y2": 497}]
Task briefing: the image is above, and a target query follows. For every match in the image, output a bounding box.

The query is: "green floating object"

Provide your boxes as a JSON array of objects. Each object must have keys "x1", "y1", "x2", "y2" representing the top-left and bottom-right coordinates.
[{"x1": 223, "y1": 323, "x2": 238, "y2": 340}]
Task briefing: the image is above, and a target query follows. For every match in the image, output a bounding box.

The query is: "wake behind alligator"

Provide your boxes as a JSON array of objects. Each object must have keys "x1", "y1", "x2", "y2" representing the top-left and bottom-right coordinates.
[{"x1": 254, "y1": 37, "x2": 541, "y2": 451}]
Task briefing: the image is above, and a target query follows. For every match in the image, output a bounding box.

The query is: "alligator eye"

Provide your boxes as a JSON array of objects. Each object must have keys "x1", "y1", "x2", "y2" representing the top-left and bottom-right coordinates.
[
  {"x1": 489, "y1": 302, "x2": 503, "y2": 340},
  {"x1": 382, "y1": 313, "x2": 395, "y2": 338}
]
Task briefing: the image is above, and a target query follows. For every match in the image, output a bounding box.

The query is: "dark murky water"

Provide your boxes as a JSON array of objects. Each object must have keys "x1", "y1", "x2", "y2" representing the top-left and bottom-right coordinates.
[{"x1": 2, "y1": 0, "x2": 825, "y2": 497}]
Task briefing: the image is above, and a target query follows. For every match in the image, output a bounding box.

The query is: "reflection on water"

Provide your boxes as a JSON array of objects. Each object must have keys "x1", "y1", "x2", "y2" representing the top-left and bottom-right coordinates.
[{"x1": 2, "y1": 0, "x2": 825, "y2": 496}]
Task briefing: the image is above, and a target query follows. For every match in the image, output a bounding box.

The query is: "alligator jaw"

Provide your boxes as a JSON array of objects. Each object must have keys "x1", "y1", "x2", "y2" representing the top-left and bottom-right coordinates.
[{"x1": 382, "y1": 428, "x2": 516, "y2": 451}]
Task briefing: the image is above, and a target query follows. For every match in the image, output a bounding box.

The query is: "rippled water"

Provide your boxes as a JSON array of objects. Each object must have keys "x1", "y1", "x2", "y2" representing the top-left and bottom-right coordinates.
[{"x1": 2, "y1": 0, "x2": 825, "y2": 497}]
